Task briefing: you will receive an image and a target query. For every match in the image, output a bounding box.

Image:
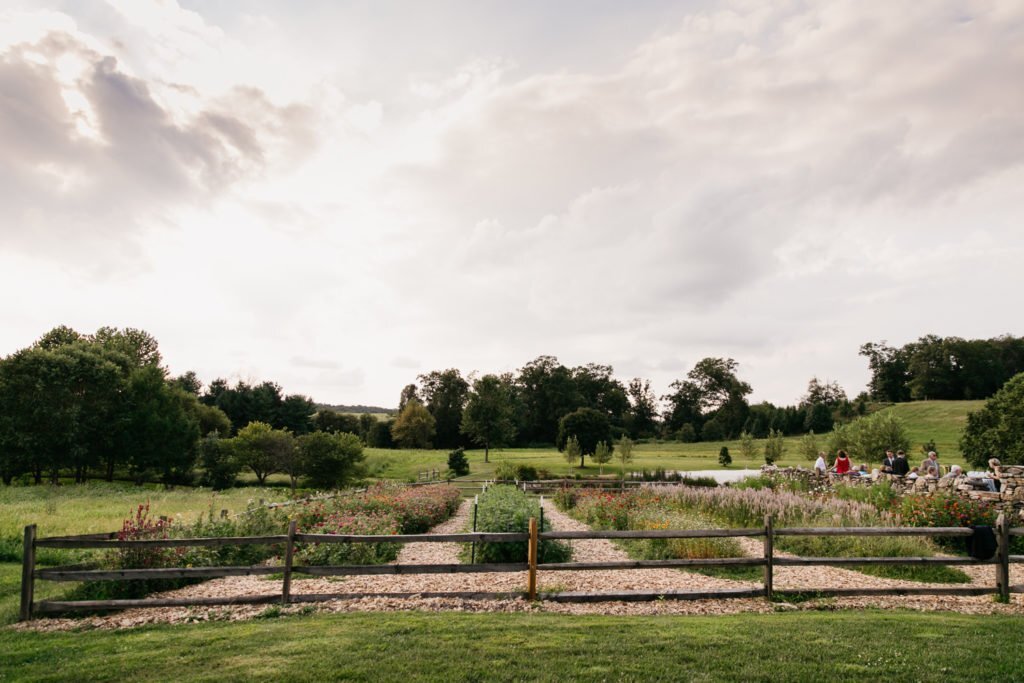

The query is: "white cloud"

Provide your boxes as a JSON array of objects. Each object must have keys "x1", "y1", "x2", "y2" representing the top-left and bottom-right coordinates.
[{"x1": 1, "y1": 0, "x2": 1022, "y2": 408}]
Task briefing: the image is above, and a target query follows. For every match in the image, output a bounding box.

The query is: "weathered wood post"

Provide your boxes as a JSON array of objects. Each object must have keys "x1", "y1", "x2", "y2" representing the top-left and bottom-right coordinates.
[
  {"x1": 539, "y1": 496, "x2": 545, "y2": 533},
  {"x1": 763, "y1": 515, "x2": 774, "y2": 601},
  {"x1": 470, "y1": 495, "x2": 479, "y2": 564},
  {"x1": 20, "y1": 524, "x2": 36, "y2": 622},
  {"x1": 282, "y1": 519, "x2": 297, "y2": 605},
  {"x1": 996, "y1": 513, "x2": 1010, "y2": 603},
  {"x1": 527, "y1": 517, "x2": 538, "y2": 601}
]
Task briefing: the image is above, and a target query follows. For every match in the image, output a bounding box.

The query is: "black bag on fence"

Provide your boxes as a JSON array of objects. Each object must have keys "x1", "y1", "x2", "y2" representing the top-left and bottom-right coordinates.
[{"x1": 965, "y1": 525, "x2": 997, "y2": 560}]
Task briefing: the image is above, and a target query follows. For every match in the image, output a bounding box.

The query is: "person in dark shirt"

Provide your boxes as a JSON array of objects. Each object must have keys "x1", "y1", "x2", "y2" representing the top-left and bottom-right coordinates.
[
  {"x1": 892, "y1": 450, "x2": 910, "y2": 476},
  {"x1": 881, "y1": 450, "x2": 896, "y2": 473}
]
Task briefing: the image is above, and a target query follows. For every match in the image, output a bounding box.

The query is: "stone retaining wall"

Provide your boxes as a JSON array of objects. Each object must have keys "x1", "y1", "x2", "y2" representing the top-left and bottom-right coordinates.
[{"x1": 760, "y1": 465, "x2": 1024, "y2": 521}]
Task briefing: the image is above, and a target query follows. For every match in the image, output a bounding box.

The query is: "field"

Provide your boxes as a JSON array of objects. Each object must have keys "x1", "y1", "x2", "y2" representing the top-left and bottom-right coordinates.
[
  {"x1": 0, "y1": 483, "x2": 287, "y2": 626},
  {"x1": 3, "y1": 610, "x2": 1024, "y2": 681},
  {"x1": 359, "y1": 400, "x2": 983, "y2": 482},
  {"x1": 0, "y1": 398, "x2": 1004, "y2": 679}
]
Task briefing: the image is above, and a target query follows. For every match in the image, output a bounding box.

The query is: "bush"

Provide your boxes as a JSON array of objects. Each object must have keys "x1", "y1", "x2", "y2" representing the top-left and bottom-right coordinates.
[
  {"x1": 447, "y1": 448, "x2": 470, "y2": 476},
  {"x1": 718, "y1": 446, "x2": 732, "y2": 467},
  {"x1": 297, "y1": 512, "x2": 400, "y2": 566},
  {"x1": 299, "y1": 431, "x2": 365, "y2": 489},
  {"x1": 198, "y1": 435, "x2": 240, "y2": 490},
  {"x1": 678, "y1": 424, "x2": 698, "y2": 443},
  {"x1": 514, "y1": 464, "x2": 538, "y2": 481},
  {"x1": 473, "y1": 485, "x2": 570, "y2": 564},
  {"x1": 493, "y1": 459, "x2": 518, "y2": 481}
]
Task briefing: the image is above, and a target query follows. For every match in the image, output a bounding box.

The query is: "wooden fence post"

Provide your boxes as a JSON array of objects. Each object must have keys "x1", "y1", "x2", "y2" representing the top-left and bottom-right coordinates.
[
  {"x1": 282, "y1": 520, "x2": 297, "y2": 605},
  {"x1": 763, "y1": 514, "x2": 774, "y2": 601},
  {"x1": 996, "y1": 513, "x2": 1010, "y2": 603},
  {"x1": 471, "y1": 495, "x2": 479, "y2": 564},
  {"x1": 527, "y1": 517, "x2": 538, "y2": 601},
  {"x1": 20, "y1": 524, "x2": 36, "y2": 622}
]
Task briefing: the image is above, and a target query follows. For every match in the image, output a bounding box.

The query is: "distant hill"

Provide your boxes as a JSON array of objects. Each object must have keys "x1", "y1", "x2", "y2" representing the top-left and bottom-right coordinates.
[
  {"x1": 316, "y1": 403, "x2": 394, "y2": 415},
  {"x1": 871, "y1": 400, "x2": 983, "y2": 460}
]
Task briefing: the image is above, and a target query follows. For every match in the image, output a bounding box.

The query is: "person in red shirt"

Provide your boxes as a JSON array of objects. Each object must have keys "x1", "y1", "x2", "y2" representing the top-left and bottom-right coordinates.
[{"x1": 834, "y1": 449, "x2": 851, "y2": 474}]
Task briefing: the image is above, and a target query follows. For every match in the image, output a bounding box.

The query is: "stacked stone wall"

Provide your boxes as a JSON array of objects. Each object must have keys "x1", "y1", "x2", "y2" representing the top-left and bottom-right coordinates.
[{"x1": 760, "y1": 465, "x2": 1024, "y2": 523}]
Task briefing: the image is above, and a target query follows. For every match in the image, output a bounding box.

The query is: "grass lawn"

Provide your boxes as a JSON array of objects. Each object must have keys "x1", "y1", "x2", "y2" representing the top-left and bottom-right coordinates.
[
  {"x1": 361, "y1": 400, "x2": 983, "y2": 481},
  {"x1": 2, "y1": 610, "x2": 1023, "y2": 682}
]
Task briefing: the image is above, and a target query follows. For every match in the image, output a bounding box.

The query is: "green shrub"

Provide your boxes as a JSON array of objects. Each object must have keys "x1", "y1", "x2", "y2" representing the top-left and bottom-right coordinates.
[
  {"x1": 514, "y1": 464, "x2": 538, "y2": 481},
  {"x1": 473, "y1": 485, "x2": 570, "y2": 564},
  {"x1": 447, "y1": 448, "x2": 470, "y2": 477},
  {"x1": 493, "y1": 460, "x2": 518, "y2": 481}
]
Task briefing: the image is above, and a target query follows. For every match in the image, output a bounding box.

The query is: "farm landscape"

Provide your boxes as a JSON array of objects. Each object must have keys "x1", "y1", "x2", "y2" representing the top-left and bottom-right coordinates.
[{"x1": 4, "y1": 1, "x2": 1024, "y2": 681}]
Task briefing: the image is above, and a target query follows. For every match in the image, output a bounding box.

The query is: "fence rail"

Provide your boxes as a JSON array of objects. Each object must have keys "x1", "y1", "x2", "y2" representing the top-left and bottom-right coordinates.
[{"x1": 18, "y1": 512, "x2": 1022, "y2": 621}]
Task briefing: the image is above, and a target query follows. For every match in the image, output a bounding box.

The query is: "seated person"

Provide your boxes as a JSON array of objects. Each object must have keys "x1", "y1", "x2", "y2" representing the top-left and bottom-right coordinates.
[
  {"x1": 907, "y1": 466, "x2": 920, "y2": 480},
  {"x1": 813, "y1": 451, "x2": 828, "y2": 475},
  {"x1": 942, "y1": 465, "x2": 963, "y2": 478},
  {"x1": 833, "y1": 450, "x2": 851, "y2": 474}
]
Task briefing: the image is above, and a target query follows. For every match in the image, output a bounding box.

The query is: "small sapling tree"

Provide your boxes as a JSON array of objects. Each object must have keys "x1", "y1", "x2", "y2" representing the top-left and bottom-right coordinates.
[
  {"x1": 798, "y1": 430, "x2": 819, "y2": 462},
  {"x1": 718, "y1": 446, "x2": 732, "y2": 467},
  {"x1": 593, "y1": 440, "x2": 613, "y2": 475},
  {"x1": 617, "y1": 437, "x2": 634, "y2": 480},
  {"x1": 764, "y1": 428, "x2": 786, "y2": 465},
  {"x1": 564, "y1": 435, "x2": 581, "y2": 474},
  {"x1": 739, "y1": 431, "x2": 757, "y2": 462}
]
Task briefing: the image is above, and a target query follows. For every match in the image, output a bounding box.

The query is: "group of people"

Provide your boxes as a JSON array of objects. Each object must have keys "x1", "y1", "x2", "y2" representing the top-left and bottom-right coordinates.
[{"x1": 812, "y1": 449, "x2": 1001, "y2": 488}]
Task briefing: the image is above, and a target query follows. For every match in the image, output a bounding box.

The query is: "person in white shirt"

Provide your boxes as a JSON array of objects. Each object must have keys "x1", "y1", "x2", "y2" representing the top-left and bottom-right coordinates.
[{"x1": 814, "y1": 451, "x2": 828, "y2": 476}]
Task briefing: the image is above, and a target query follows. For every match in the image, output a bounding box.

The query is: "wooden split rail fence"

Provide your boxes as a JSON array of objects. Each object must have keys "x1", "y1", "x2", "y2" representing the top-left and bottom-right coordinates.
[{"x1": 19, "y1": 514, "x2": 1024, "y2": 621}]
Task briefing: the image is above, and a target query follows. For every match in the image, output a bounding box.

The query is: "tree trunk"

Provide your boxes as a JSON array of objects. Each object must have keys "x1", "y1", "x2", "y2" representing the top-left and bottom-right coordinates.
[
  {"x1": 580, "y1": 453, "x2": 585, "y2": 469},
  {"x1": 105, "y1": 458, "x2": 115, "y2": 482},
  {"x1": 484, "y1": 442, "x2": 489, "y2": 463}
]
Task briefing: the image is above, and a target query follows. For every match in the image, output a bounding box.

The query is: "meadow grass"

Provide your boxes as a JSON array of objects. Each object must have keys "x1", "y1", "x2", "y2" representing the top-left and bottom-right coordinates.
[
  {"x1": 363, "y1": 400, "x2": 981, "y2": 482},
  {"x1": 2, "y1": 610, "x2": 1023, "y2": 682},
  {"x1": 0, "y1": 483, "x2": 288, "y2": 626}
]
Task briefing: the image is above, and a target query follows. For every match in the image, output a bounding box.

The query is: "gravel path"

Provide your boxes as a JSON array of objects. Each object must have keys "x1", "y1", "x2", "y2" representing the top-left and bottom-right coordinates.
[{"x1": 13, "y1": 498, "x2": 1024, "y2": 631}]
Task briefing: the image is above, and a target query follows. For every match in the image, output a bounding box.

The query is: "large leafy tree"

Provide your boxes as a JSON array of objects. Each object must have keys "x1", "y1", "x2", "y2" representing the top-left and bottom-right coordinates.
[
  {"x1": 626, "y1": 378, "x2": 659, "y2": 439},
  {"x1": 232, "y1": 421, "x2": 295, "y2": 485},
  {"x1": 391, "y1": 399, "x2": 436, "y2": 449},
  {"x1": 419, "y1": 369, "x2": 470, "y2": 449},
  {"x1": 571, "y1": 363, "x2": 629, "y2": 432},
  {"x1": 961, "y1": 372, "x2": 1024, "y2": 468},
  {"x1": 557, "y1": 407, "x2": 613, "y2": 467},
  {"x1": 121, "y1": 365, "x2": 200, "y2": 484},
  {"x1": 516, "y1": 356, "x2": 580, "y2": 445},
  {"x1": 859, "y1": 341, "x2": 912, "y2": 402},
  {"x1": 663, "y1": 358, "x2": 751, "y2": 440},
  {"x1": 461, "y1": 374, "x2": 517, "y2": 462}
]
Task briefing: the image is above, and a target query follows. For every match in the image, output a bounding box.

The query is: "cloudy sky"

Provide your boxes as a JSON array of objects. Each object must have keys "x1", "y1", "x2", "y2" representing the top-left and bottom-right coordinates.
[{"x1": 1, "y1": 0, "x2": 1022, "y2": 408}]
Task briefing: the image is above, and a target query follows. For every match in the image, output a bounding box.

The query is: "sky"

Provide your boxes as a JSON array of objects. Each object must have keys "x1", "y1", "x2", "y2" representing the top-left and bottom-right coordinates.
[{"x1": 1, "y1": 0, "x2": 1022, "y2": 409}]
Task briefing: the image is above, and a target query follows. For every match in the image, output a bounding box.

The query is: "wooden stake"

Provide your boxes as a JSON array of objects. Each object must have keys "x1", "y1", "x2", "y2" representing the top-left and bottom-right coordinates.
[
  {"x1": 20, "y1": 525, "x2": 36, "y2": 622},
  {"x1": 528, "y1": 517, "x2": 538, "y2": 601},
  {"x1": 282, "y1": 520, "x2": 297, "y2": 605},
  {"x1": 763, "y1": 515, "x2": 774, "y2": 601},
  {"x1": 996, "y1": 513, "x2": 1010, "y2": 603}
]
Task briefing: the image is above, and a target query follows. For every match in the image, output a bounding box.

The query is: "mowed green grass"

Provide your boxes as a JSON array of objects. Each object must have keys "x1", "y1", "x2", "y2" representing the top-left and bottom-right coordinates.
[
  {"x1": 3, "y1": 610, "x2": 1023, "y2": 682},
  {"x1": 366, "y1": 399, "x2": 983, "y2": 481}
]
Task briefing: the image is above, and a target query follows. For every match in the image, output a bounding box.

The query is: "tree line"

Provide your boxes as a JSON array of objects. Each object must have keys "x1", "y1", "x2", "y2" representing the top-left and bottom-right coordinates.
[
  {"x1": 383, "y1": 357, "x2": 862, "y2": 457},
  {"x1": 860, "y1": 334, "x2": 1024, "y2": 403},
  {"x1": 0, "y1": 326, "x2": 362, "y2": 487}
]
